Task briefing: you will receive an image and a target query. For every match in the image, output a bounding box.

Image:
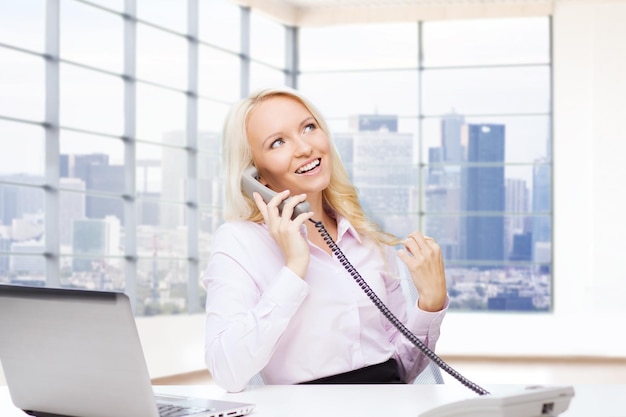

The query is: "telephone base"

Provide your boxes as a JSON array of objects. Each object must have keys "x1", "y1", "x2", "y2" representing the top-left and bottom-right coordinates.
[{"x1": 418, "y1": 385, "x2": 575, "y2": 417}]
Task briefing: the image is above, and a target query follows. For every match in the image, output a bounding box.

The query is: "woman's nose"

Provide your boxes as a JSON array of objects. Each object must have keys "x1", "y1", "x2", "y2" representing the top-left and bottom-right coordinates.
[{"x1": 294, "y1": 137, "x2": 313, "y2": 156}]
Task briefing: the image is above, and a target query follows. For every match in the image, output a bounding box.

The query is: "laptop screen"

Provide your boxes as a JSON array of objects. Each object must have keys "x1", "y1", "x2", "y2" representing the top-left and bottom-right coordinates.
[{"x1": 0, "y1": 285, "x2": 161, "y2": 417}]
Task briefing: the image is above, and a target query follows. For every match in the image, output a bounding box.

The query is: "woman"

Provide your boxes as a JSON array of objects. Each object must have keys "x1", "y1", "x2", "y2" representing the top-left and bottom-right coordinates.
[{"x1": 202, "y1": 87, "x2": 448, "y2": 392}]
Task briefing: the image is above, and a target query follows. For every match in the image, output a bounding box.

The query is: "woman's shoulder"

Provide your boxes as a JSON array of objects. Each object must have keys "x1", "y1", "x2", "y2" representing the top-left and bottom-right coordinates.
[
  {"x1": 214, "y1": 220, "x2": 267, "y2": 238},
  {"x1": 212, "y1": 220, "x2": 270, "y2": 249},
  {"x1": 216, "y1": 220, "x2": 263, "y2": 233}
]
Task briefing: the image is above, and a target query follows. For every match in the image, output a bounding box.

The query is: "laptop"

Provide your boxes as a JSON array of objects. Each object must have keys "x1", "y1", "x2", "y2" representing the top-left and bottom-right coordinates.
[{"x1": 0, "y1": 284, "x2": 255, "y2": 417}]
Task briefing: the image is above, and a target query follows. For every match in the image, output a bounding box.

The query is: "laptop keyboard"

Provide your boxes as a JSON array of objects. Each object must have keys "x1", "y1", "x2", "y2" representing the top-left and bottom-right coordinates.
[{"x1": 158, "y1": 403, "x2": 213, "y2": 417}]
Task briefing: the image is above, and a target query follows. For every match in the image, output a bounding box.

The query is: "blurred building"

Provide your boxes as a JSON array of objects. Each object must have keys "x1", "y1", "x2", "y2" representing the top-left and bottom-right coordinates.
[
  {"x1": 59, "y1": 177, "x2": 86, "y2": 246},
  {"x1": 461, "y1": 124, "x2": 506, "y2": 265},
  {"x1": 71, "y1": 216, "x2": 120, "y2": 272}
]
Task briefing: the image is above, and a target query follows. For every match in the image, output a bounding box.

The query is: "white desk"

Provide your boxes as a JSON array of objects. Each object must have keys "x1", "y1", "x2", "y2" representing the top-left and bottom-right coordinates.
[{"x1": 1, "y1": 384, "x2": 625, "y2": 416}]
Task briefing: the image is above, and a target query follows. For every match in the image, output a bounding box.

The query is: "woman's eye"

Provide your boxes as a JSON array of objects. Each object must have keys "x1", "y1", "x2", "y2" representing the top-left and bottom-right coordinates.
[
  {"x1": 270, "y1": 138, "x2": 285, "y2": 149},
  {"x1": 303, "y1": 123, "x2": 316, "y2": 133}
]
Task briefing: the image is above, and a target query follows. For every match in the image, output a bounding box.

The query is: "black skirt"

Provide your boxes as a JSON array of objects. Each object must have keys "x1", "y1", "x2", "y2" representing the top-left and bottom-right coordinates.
[{"x1": 298, "y1": 358, "x2": 404, "y2": 384}]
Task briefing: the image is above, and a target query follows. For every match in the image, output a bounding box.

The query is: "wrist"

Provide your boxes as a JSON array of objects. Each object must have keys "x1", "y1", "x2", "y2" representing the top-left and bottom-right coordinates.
[
  {"x1": 286, "y1": 258, "x2": 309, "y2": 279},
  {"x1": 417, "y1": 294, "x2": 446, "y2": 312}
]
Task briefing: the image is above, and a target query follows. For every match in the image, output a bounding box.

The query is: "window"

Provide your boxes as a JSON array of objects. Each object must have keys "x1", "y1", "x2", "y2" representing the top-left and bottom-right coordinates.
[
  {"x1": 0, "y1": 0, "x2": 251, "y2": 316},
  {"x1": 1, "y1": 1, "x2": 551, "y2": 315},
  {"x1": 299, "y1": 17, "x2": 552, "y2": 312}
]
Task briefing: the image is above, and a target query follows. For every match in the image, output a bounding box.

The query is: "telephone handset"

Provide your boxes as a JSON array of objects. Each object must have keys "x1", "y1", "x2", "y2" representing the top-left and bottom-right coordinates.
[{"x1": 241, "y1": 166, "x2": 312, "y2": 220}]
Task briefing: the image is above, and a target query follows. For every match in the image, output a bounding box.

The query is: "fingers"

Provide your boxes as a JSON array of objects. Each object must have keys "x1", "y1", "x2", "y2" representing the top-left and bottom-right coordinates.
[
  {"x1": 398, "y1": 232, "x2": 447, "y2": 312},
  {"x1": 396, "y1": 248, "x2": 413, "y2": 267},
  {"x1": 252, "y1": 190, "x2": 312, "y2": 224},
  {"x1": 252, "y1": 190, "x2": 312, "y2": 279},
  {"x1": 408, "y1": 231, "x2": 437, "y2": 247},
  {"x1": 403, "y1": 232, "x2": 438, "y2": 259},
  {"x1": 253, "y1": 189, "x2": 287, "y2": 220},
  {"x1": 281, "y1": 192, "x2": 313, "y2": 222}
]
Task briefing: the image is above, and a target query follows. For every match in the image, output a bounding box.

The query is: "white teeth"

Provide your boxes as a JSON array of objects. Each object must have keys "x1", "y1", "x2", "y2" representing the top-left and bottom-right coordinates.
[{"x1": 296, "y1": 159, "x2": 320, "y2": 174}]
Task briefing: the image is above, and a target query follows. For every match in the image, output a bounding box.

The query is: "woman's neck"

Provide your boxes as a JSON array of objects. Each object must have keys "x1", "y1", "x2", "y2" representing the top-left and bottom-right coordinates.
[
  {"x1": 305, "y1": 192, "x2": 326, "y2": 223},
  {"x1": 305, "y1": 206, "x2": 337, "y2": 256}
]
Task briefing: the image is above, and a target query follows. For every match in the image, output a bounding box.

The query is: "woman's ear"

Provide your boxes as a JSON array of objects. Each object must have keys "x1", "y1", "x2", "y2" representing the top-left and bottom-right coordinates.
[
  {"x1": 258, "y1": 175, "x2": 269, "y2": 187},
  {"x1": 255, "y1": 168, "x2": 270, "y2": 187}
]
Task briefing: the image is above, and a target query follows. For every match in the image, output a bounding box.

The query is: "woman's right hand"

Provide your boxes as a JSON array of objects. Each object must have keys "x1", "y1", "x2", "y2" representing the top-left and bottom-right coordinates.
[{"x1": 253, "y1": 190, "x2": 314, "y2": 278}]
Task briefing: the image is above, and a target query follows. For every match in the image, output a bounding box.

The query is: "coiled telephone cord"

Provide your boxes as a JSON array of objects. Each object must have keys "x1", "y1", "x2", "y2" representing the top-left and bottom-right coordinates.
[{"x1": 310, "y1": 219, "x2": 490, "y2": 396}]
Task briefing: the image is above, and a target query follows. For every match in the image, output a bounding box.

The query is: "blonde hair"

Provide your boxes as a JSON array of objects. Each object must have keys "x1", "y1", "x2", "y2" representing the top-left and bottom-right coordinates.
[{"x1": 221, "y1": 86, "x2": 400, "y2": 247}]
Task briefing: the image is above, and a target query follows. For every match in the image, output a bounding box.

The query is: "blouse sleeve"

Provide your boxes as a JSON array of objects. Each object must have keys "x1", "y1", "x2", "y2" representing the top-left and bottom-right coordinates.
[{"x1": 202, "y1": 222, "x2": 309, "y2": 392}]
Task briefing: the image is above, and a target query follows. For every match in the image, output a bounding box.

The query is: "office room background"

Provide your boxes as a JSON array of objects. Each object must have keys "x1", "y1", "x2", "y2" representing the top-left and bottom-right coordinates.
[{"x1": 0, "y1": 0, "x2": 625, "y2": 385}]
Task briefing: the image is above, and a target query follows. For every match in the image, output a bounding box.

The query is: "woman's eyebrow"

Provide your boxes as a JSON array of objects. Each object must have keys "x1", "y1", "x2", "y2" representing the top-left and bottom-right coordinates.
[
  {"x1": 261, "y1": 131, "x2": 283, "y2": 147},
  {"x1": 301, "y1": 116, "x2": 315, "y2": 125}
]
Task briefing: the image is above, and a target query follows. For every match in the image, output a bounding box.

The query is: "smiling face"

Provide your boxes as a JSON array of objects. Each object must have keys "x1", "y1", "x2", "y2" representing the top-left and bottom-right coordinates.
[{"x1": 246, "y1": 94, "x2": 332, "y2": 201}]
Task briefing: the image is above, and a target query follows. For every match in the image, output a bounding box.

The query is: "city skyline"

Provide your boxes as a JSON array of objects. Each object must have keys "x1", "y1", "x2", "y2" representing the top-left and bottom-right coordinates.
[
  {"x1": 2, "y1": 105, "x2": 552, "y2": 312},
  {"x1": 0, "y1": 2, "x2": 552, "y2": 314}
]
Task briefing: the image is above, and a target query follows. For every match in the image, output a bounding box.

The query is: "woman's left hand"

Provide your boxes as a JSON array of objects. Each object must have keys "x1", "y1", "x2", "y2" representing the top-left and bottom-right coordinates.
[{"x1": 397, "y1": 231, "x2": 447, "y2": 312}]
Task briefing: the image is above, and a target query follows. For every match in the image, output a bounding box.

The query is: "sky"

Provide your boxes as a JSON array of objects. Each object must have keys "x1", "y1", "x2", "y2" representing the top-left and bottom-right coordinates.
[{"x1": 0, "y1": 1, "x2": 551, "y2": 190}]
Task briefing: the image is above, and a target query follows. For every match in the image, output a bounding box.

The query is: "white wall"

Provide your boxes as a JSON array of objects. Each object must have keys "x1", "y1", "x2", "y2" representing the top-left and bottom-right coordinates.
[
  {"x1": 136, "y1": 315, "x2": 207, "y2": 378},
  {"x1": 440, "y1": 0, "x2": 626, "y2": 359}
]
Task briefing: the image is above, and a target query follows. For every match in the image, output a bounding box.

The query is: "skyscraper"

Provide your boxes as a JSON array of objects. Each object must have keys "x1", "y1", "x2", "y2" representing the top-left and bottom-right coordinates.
[
  {"x1": 0, "y1": 237, "x2": 10, "y2": 276},
  {"x1": 136, "y1": 159, "x2": 161, "y2": 226},
  {"x1": 10, "y1": 239, "x2": 45, "y2": 276},
  {"x1": 426, "y1": 147, "x2": 444, "y2": 186},
  {"x1": 351, "y1": 130, "x2": 416, "y2": 237},
  {"x1": 198, "y1": 132, "x2": 223, "y2": 233},
  {"x1": 357, "y1": 114, "x2": 398, "y2": 133},
  {"x1": 87, "y1": 164, "x2": 124, "y2": 222},
  {"x1": 0, "y1": 185, "x2": 18, "y2": 226},
  {"x1": 337, "y1": 116, "x2": 416, "y2": 238},
  {"x1": 532, "y1": 157, "x2": 551, "y2": 263},
  {"x1": 160, "y1": 132, "x2": 187, "y2": 230},
  {"x1": 505, "y1": 178, "x2": 529, "y2": 259},
  {"x1": 59, "y1": 177, "x2": 86, "y2": 246},
  {"x1": 71, "y1": 216, "x2": 120, "y2": 273},
  {"x1": 441, "y1": 111, "x2": 465, "y2": 164},
  {"x1": 0, "y1": 175, "x2": 44, "y2": 227},
  {"x1": 333, "y1": 133, "x2": 354, "y2": 181},
  {"x1": 462, "y1": 124, "x2": 505, "y2": 265},
  {"x1": 423, "y1": 112, "x2": 466, "y2": 259},
  {"x1": 61, "y1": 154, "x2": 124, "y2": 224}
]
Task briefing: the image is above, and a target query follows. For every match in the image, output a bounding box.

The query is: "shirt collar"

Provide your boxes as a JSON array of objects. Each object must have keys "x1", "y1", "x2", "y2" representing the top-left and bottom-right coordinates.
[
  {"x1": 336, "y1": 214, "x2": 362, "y2": 244},
  {"x1": 298, "y1": 213, "x2": 362, "y2": 244}
]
